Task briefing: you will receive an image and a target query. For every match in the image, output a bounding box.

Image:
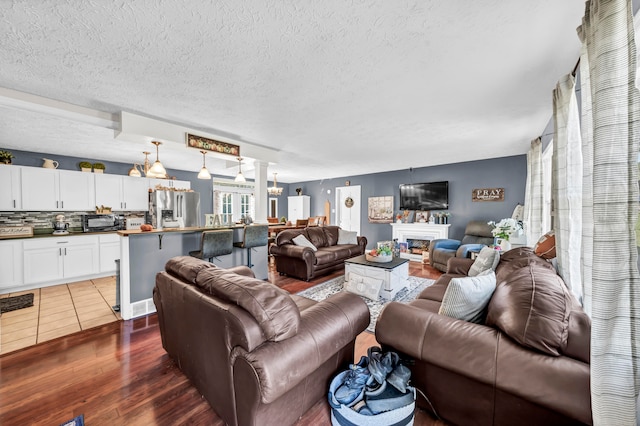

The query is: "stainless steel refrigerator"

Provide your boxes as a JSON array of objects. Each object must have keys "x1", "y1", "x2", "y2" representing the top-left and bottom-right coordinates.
[{"x1": 150, "y1": 190, "x2": 201, "y2": 229}]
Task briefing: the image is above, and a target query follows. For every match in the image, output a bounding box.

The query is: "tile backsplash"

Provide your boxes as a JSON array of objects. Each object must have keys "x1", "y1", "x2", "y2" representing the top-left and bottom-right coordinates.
[{"x1": 0, "y1": 211, "x2": 145, "y2": 234}]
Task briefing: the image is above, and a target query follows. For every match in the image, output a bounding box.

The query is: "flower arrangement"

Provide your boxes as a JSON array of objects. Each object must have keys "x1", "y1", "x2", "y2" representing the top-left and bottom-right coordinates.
[{"x1": 487, "y1": 218, "x2": 522, "y2": 241}]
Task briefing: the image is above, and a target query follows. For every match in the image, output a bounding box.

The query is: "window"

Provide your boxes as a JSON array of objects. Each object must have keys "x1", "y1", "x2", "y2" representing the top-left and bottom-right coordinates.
[{"x1": 213, "y1": 179, "x2": 255, "y2": 223}]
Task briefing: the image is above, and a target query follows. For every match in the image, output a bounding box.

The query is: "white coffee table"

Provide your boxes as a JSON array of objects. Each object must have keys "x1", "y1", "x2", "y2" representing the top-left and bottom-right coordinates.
[{"x1": 344, "y1": 255, "x2": 409, "y2": 301}]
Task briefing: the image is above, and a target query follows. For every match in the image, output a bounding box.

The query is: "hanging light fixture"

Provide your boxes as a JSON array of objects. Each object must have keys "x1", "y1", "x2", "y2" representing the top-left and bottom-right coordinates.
[
  {"x1": 267, "y1": 172, "x2": 283, "y2": 196},
  {"x1": 234, "y1": 157, "x2": 246, "y2": 182},
  {"x1": 142, "y1": 151, "x2": 151, "y2": 176},
  {"x1": 197, "y1": 150, "x2": 212, "y2": 180},
  {"x1": 148, "y1": 141, "x2": 167, "y2": 178}
]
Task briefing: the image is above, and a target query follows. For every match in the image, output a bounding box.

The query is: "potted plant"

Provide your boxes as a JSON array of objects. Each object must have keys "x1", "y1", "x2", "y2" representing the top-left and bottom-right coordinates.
[
  {"x1": 79, "y1": 161, "x2": 92, "y2": 172},
  {"x1": 0, "y1": 150, "x2": 14, "y2": 165},
  {"x1": 92, "y1": 162, "x2": 106, "y2": 173},
  {"x1": 280, "y1": 216, "x2": 287, "y2": 223}
]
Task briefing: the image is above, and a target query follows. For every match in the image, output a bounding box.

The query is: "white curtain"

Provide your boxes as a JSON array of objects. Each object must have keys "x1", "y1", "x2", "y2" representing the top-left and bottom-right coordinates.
[
  {"x1": 577, "y1": 0, "x2": 640, "y2": 423},
  {"x1": 552, "y1": 74, "x2": 584, "y2": 303},
  {"x1": 523, "y1": 137, "x2": 545, "y2": 245}
]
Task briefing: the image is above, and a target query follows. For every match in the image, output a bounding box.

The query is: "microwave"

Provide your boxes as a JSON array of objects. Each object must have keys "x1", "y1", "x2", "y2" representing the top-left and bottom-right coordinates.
[{"x1": 82, "y1": 214, "x2": 124, "y2": 232}]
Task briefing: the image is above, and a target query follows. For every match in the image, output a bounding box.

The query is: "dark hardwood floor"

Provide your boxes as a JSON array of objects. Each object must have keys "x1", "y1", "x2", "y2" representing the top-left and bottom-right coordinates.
[{"x1": 0, "y1": 261, "x2": 445, "y2": 426}]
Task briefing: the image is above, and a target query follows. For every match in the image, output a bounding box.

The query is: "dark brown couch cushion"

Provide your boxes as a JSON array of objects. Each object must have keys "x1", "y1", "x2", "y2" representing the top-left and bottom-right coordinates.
[
  {"x1": 486, "y1": 262, "x2": 571, "y2": 356},
  {"x1": 195, "y1": 267, "x2": 300, "y2": 342}
]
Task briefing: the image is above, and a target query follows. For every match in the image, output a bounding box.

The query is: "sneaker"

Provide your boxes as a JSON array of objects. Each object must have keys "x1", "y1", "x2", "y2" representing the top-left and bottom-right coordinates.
[
  {"x1": 387, "y1": 364, "x2": 411, "y2": 393},
  {"x1": 334, "y1": 364, "x2": 371, "y2": 406},
  {"x1": 364, "y1": 381, "x2": 414, "y2": 414}
]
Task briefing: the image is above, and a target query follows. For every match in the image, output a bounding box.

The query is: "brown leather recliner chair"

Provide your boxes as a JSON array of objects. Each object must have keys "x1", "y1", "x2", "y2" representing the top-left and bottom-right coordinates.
[
  {"x1": 429, "y1": 220, "x2": 494, "y2": 272},
  {"x1": 153, "y1": 256, "x2": 370, "y2": 426}
]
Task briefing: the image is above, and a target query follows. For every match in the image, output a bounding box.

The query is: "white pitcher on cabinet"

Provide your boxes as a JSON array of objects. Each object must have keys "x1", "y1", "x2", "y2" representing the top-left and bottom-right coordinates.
[{"x1": 42, "y1": 158, "x2": 59, "y2": 169}]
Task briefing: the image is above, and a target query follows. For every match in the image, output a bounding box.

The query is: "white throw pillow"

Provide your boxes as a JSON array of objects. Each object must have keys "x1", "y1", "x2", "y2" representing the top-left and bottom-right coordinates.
[
  {"x1": 292, "y1": 234, "x2": 318, "y2": 252},
  {"x1": 337, "y1": 229, "x2": 358, "y2": 245},
  {"x1": 468, "y1": 246, "x2": 501, "y2": 277},
  {"x1": 438, "y1": 270, "x2": 497, "y2": 324}
]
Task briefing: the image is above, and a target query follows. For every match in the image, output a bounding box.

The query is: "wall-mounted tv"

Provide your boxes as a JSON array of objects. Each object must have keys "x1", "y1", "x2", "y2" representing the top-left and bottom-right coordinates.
[{"x1": 399, "y1": 181, "x2": 449, "y2": 210}]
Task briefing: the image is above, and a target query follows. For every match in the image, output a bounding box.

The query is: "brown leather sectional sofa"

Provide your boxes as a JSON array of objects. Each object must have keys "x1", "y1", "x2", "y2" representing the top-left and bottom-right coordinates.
[
  {"x1": 376, "y1": 247, "x2": 592, "y2": 425},
  {"x1": 153, "y1": 256, "x2": 370, "y2": 426},
  {"x1": 269, "y1": 225, "x2": 367, "y2": 281}
]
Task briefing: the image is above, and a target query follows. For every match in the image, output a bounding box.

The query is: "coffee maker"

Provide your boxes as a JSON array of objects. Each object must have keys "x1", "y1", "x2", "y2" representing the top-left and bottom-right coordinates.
[{"x1": 53, "y1": 214, "x2": 70, "y2": 235}]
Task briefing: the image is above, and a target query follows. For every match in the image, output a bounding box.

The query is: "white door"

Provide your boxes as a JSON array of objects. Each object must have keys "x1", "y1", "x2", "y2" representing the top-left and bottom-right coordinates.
[
  {"x1": 95, "y1": 174, "x2": 123, "y2": 210},
  {"x1": 21, "y1": 167, "x2": 59, "y2": 210},
  {"x1": 122, "y1": 176, "x2": 149, "y2": 211},
  {"x1": 64, "y1": 240, "x2": 100, "y2": 279},
  {"x1": 335, "y1": 185, "x2": 361, "y2": 234},
  {"x1": 24, "y1": 246, "x2": 64, "y2": 284}
]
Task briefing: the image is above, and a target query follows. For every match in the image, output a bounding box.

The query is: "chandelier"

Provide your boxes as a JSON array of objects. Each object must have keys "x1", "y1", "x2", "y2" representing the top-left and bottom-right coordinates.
[{"x1": 267, "y1": 172, "x2": 283, "y2": 196}]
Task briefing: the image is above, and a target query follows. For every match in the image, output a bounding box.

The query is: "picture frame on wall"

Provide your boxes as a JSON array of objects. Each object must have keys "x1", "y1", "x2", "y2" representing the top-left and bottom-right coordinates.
[{"x1": 368, "y1": 196, "x2": 394, "y2": 223}]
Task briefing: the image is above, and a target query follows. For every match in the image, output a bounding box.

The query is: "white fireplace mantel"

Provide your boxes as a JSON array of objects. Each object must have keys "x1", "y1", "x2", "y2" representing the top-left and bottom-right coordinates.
[{"x1": 390, "y1": 223, "x2": 451, "y2": 261}]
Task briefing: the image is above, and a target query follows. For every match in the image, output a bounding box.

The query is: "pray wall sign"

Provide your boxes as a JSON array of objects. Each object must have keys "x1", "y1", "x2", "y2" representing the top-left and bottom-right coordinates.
[{"x1": 472, "y1": 188, "x2": 505, "y2": 202}]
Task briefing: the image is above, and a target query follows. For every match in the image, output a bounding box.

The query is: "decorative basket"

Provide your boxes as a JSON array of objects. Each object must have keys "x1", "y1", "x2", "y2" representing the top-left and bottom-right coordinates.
[{"x1": 366, "y1": 253, "x2": 392, "y2": 263}]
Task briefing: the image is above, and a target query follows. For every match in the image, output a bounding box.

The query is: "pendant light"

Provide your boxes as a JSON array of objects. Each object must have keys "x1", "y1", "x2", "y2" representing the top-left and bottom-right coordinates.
[
  {"x1": 142, "y1": 151, "x2": 151, "y2": 176},
  {"x1": 197, "y1": 150, "x2": 212, "y2": 180},
  {"x1": 148, "y1": 141, "x2": 167, "y2": 178},
  {"x1": 267, "y1": 172, "x2": 283, "y2": 196},
  {"x1": 234, "y1": 157, "x2": 246, "y2": 182}
]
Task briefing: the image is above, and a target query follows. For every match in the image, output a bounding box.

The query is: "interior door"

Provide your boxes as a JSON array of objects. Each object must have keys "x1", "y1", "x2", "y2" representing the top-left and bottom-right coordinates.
[{"x1": 335, "y1": 185, "x2": 361, "y2": 234}]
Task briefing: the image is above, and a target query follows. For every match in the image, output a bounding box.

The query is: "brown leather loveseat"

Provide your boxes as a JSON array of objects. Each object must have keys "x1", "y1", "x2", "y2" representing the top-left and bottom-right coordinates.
[
  {"x1": 153, "y1": 256, "x2": 370, "y2": 426},
  {"x1": 269, "y1": 225, "x2": 367, "y2": 281},
  {"x1": 376, "y1": 247, "x2": 592, "y2": 425}
]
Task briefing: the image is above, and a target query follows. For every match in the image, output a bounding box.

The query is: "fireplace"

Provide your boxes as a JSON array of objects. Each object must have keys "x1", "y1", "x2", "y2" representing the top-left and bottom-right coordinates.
[{"x1": 390, "y1": 223, "x2": 450, "y2": 262}]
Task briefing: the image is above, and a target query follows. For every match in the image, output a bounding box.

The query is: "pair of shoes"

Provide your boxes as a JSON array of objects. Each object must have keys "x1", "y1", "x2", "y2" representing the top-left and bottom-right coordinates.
[
  {"x1": 334, "y1": 361, "x2": 372, "y2": 406},
  {"x1": 367, "y1": 346, "x2": 400, "y2": 384}
]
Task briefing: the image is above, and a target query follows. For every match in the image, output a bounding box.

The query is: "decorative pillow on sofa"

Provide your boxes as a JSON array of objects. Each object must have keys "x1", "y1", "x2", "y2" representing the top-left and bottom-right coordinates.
[
  {"x1": 438, "y1": 270, "x2": 497, "y2": 324},
  {"x1": 534, "y1": 230, "x2": 556, "y2": 259},
  {"x1": 292, "y1": 234, "x2": 318, "y2": 251},
  {"x1": 468, "y1": 246, "x2": 501, "y2": 277},
  {"x1": 337, "y1": 229, "x2": 358, "y2": 245},
  {"x1": 195, "y1": 267, "x2": 301, "y2": 342},
  {"x1": 486, "y1": 262, "x2": 571, "y2": 356}
]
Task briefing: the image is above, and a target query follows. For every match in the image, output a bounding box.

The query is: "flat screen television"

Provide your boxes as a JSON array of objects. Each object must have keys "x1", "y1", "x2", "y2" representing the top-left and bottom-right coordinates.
[{"x1": 399, "y1": 181, "x2": 449, "y2": 210}]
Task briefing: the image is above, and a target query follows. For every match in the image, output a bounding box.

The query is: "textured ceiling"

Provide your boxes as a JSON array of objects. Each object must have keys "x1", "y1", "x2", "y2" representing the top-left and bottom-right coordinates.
[{"x1": 0, "y1": 0, "x2": 585, "y2": 182}]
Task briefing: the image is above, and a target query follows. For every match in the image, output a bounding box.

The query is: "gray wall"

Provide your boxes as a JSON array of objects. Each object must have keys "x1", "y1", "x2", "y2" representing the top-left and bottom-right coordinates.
[
  {"x1": 285, "y1": 155, "x2": 527, "y2": 248},
  {"x1": 5, "y1": 149, "x2": 525, "y2": 245}
]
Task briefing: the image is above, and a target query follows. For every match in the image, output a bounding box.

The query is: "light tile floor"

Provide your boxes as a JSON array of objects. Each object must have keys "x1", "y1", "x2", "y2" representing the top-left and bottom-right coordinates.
[{"x1": 0, "y1": 276, "x2": 120, "y2": 355}]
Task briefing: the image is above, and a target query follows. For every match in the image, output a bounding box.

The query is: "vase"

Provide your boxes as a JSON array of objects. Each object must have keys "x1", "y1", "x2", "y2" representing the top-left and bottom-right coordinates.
[{"x1": 497, "y1": 238, "x2": 511, "y2": 251}]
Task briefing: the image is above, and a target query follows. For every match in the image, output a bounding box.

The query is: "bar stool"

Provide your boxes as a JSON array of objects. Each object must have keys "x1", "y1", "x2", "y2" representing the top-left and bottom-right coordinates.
[
  {"x1": 234, "y1": 224, "x2": 269, "y2": 268},
  {"x1": 189, "y1": 229, "x2": 234, "y2": 262}
]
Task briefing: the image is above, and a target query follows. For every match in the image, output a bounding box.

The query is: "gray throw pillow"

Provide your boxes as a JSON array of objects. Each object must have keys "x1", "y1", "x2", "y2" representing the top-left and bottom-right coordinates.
[
  {"x1": 438, "y1": 270, "x2": 497, "y2": 323},
  {"x1": 292, "y1": 234, "x2": 318, "y2": 251},
  {"x1": 337, "y1": 229, "x2": 358, "y2": 245},
  {"x1": 468, "y1": 246, "x2": 501, "y2": 277}
]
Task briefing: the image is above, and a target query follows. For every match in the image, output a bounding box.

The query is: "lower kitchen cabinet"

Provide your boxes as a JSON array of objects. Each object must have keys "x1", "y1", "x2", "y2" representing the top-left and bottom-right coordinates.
[
  {"x1": 99, "y1": 234, "x2": 120, "y2": 273},
  {"x1": 0, "y1": 239, "x2": 24, "y2": 292},
  {"x1": 23, "y1": 236, "x2": 100, "y2": 285}
]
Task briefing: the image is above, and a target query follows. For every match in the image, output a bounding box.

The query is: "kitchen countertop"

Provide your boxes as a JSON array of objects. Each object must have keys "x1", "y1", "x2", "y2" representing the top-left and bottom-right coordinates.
[
  {"x1": 1, "y1": 230, "x2": 120, "y2": 240},
  {"x1": 117, "y1": 225, "x2": 248, "y2": 236}
]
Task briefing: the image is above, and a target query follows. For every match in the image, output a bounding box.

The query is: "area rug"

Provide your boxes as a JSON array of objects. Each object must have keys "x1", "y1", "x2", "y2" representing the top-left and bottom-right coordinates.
[
  {"x1": 0, "y1": 293, "x2": 34, "y2": 314},
  {"x1": 296, "y1": 275, "x2": 434, "y2": 333}
]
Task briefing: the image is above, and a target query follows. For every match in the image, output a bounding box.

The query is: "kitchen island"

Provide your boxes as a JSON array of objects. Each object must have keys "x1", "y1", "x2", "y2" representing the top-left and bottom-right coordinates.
[{"x1": 117, "y1": 225, "x2": 269, "y2": 320}]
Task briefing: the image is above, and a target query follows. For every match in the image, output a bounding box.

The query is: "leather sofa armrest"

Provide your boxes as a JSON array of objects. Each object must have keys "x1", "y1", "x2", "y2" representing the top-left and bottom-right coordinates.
[
  {"x1": 446, "y1": 257, "x2": 474, "y2": 275},
  {"x1": 456, "y1": 243, "x2": 487, "y2": 258},
  {"x1": 376, "y1": 302, "x2": 499, "y2": 385},
  {"x1": 269, "y1": 243, "x2": 315, "y2": 259},
  {"x1": 232, "y1": 291, "x2": 369, "y2": 404},
  {"x1": 226, "y1": 265, "x2": 255, "y2": 278},
  {"x1": 357, "y1": 236, "x2": 367, "y2": 251}
]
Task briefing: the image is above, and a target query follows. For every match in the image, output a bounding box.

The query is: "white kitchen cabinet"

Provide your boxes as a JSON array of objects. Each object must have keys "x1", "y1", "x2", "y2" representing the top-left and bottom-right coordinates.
[
  {"x1": 148, "y1": 178, "x2": 190, "y2": 191},
  {"x1": 95, "y1": 174, "x2": 149, "y2": 211},
  {"x1": 0, "y1": 239, "x2": 23, "y2": 292},
  {"x1": 21, "y1": 168, "x2": 95, "y2": 211},
  {"x1": 23, "y1": 236, "x2": 99, "y2": 285},
  {"x1": 0, "y1": 165, "x2": 22, "y2": 211},
  {"x1": 288, "y1": 195, "x2": 310, "y2": 223},
  {"x1": 99, "y1": 234, "x2": 120, "y2": 273}
]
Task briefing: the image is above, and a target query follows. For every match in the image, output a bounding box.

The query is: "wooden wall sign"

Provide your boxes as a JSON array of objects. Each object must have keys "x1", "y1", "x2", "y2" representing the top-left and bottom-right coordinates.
[
  {"x1": 472, "y1": 188, "x2": 504, "y2": 202},
  {"x1": 186, "y1": 133, "x2": 240, "y2": 157},
  {"x1": 0, "y1": 226, "x2": 34, "y2": 239}
]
